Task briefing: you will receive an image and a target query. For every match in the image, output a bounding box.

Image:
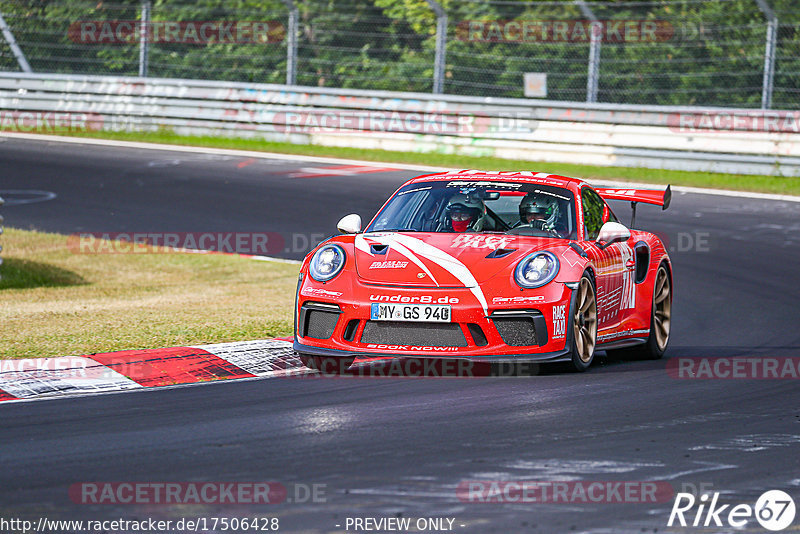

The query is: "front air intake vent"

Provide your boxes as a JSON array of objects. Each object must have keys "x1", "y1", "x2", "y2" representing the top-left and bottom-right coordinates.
[
  {"x1": 493, "y1": 317, "x2": 537, "y2": 346},
  {"x1": 490, "y1": 310, "x2": 548, "y2": 347},
  {"x1": 360, "y1": 322, "x2": 467, "y2": 347},
  {"x1": 486, "y1": 248, "x2": 516, "y2": 258},
  {"x1": 467, "y1": 323, "x2": 488, "y2": 346},
  {"x1": 343, "y1": 319, "x2": 360, "y2": 342},
  {"x1": 300, "y1": 302, "x2": 341, "y2": 339}
]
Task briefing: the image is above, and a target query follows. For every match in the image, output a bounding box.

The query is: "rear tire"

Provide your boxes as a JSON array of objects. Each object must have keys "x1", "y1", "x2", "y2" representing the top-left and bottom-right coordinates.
[
  {"x1": 606, "y1": 264, "x2": 671, "y2": 361},
  {"x1": 568, "y1": 274, "x2": 598, "y2": 372},
  {"x1": 299, "y1": 355, "x2": 355, "y2": 375}
]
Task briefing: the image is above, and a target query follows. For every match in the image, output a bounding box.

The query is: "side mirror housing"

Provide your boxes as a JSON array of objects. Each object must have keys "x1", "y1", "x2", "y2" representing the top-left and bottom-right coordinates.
[
  {"x1": 596, "y1": 221, "x2": 631, "y2": 246},
  {"x1": 337, "y1": 214, "x2": 362, "y2": 234}
]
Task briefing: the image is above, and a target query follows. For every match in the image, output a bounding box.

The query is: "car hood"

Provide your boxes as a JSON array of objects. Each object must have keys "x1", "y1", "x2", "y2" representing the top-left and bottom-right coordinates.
[{"x1": 353, "y1": 232, "x2": 563, "y2": 287}]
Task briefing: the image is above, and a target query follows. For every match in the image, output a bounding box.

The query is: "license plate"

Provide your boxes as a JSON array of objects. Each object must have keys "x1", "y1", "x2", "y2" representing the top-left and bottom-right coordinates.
[{"x1": 370, "y1": 303, "x2": 451, "y2": 322}]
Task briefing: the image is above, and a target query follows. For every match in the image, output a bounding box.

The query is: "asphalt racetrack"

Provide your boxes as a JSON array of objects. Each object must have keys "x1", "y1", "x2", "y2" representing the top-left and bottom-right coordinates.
[{"x1": 1, "y1": 136, "x2": 799, "y2": 533}]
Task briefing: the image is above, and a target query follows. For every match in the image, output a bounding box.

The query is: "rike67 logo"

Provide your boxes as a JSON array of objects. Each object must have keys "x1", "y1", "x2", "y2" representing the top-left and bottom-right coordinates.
[{"x1": 668, "y1": 490, "x2": 796, "y2": 531}]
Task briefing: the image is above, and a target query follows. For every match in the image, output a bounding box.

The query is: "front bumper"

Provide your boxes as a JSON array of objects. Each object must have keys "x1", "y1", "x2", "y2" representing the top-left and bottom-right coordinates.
[
  {"x1": 294, "y1": 276, "x2": 575, "y2": 363},
  {"x1": 292, "y1": 340, "x2": 571, "y2": 364}
]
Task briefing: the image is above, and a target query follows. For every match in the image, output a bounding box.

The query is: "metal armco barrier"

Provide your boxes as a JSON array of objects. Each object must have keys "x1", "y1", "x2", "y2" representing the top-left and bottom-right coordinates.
[{"x1": 0, "y1": 72, "x2": 798, "y2": 176}]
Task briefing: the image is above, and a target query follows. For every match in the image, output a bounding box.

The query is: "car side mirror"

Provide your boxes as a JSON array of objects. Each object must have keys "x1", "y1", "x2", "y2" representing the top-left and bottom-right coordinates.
[
  {"x1": 596, "y1": 221, "x2": 631, "y2": 247},
  {"x1": 337, "y1": 214, "x2": 362, "y2": 234}
]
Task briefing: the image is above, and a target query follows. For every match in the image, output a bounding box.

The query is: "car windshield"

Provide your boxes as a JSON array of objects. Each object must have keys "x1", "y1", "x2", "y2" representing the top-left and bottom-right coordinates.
[{"x1": 367, "y1": 180, "x2": 577, "y2": 239}]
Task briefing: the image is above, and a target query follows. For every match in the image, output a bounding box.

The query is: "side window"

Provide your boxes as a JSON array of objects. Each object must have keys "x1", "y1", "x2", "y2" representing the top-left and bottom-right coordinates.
[
  {"x1": 582, "y1": 188, "x2": 605, "y2": 240},
  {"x1": 603, "y1": 203, "x2": 619, "y2": 223}
]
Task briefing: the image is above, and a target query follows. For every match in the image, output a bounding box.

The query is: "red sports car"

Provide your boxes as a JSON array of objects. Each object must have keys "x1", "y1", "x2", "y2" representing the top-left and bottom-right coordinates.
[{"x1": 294, "y1": 170, "x2": 672, "y2": 372}]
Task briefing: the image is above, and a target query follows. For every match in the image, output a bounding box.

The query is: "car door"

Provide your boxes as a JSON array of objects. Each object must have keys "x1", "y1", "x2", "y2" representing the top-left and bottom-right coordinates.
[{"x1": 580, "y1": 187, "x2": 632, "y2": 331}]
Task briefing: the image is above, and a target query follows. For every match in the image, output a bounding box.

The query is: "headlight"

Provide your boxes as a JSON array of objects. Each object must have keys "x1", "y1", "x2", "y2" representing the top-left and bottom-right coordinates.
[
  {"x1": 309, "y1": 244, "x2": 346, "y2": 282},
  {"x1": 514, "y1": 251, "x2": 559, "y2": 289}
]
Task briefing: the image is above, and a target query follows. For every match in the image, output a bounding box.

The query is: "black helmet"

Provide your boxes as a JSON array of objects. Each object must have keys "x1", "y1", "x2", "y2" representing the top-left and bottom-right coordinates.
[
  {"x1": 519, "y1": 193, "x2": 559, "y2": 227},
  {"x1": 446, "y1": 192, "x2": 485, "y2": 232}
]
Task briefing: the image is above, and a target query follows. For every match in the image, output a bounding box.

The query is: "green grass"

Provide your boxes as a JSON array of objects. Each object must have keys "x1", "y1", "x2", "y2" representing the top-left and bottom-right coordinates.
[
  {"x1": 40, "y1": 129, "x2": 800, "y2": 196},
  {"x1": 0, "y1": 228, "x2": 298, "y2": 359}
]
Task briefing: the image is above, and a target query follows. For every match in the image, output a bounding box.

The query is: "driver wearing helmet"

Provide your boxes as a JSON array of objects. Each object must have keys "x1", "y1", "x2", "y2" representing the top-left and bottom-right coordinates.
[
  {"x1": 445, "y1": 192, "x2": 488, "y2": 232},
  {"x1": 518, "y1": 193, "x2": 561, "y2": 235}
]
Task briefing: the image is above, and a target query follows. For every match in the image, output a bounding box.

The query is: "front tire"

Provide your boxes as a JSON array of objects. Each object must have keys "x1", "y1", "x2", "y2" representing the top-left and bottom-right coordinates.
[
  {"x1": 299, "y1": 355, "x2": 355, "y2": 375},
  {"x1": 568, "y1": 274, "x2": 598, "y2": 372}
]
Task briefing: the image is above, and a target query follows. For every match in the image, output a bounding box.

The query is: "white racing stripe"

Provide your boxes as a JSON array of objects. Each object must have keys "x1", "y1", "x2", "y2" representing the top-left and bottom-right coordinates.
[
  {"x1": 364, "y1": 233, "x2": 489, "y2": 314},
  {"x1": 358, "y1": 234, "x2": 439, "y2": 286}
]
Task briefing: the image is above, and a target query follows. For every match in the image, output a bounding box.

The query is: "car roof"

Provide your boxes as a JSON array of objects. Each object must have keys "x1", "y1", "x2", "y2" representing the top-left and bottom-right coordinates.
[{"x1": 406, "y1": 170, "x2": 588, "y2": 190}]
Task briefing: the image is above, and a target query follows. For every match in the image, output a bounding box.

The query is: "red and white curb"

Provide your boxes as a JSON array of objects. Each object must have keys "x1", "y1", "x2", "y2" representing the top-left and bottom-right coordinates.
[{"x1": 0, "y1": 339, "x2": 308, "y2": 403}]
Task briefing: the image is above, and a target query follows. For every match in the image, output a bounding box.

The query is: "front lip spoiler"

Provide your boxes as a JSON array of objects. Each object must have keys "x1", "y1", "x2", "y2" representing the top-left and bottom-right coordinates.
[{"x1": 293, "y1": 340, "x2": 571, "y2": 364}]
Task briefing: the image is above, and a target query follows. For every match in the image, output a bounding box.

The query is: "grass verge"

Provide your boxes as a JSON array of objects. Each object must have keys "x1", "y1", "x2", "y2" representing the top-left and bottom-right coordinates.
[
  {"x1": 0, "y1": 227, "x2": 298, "y2": 359},
  {"x1": 33, "y1": 129, "x2": 800, "y2": 196}
]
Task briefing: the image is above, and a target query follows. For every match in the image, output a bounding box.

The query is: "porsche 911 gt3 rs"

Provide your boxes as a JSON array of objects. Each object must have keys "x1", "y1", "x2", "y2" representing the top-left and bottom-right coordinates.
[{"x1": 294, "y1": 170, "x2": 672, "y2": 373}]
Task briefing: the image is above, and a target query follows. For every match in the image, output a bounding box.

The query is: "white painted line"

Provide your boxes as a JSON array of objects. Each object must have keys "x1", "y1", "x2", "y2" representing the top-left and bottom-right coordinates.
[
  {"x1": 127, "y1": 245, "x2": 302, "y2": 265},
  {"x1": 0, "y1": 132, "x2": 438, "y2": 171},
  {"x1": 248, "y1": 255, "x2": 302, "y2": 265},
  {"x1": 2, "y1": 131, "x2": 799, "y2": 203}
]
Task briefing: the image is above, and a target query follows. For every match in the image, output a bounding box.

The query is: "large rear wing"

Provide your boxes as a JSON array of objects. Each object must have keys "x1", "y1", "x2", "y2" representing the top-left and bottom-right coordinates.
[
  {"x1": 595, "y1": 185, "x2": 672, "y2": 210},
  {"x1": 595, "y1": 185, "x2": 671, "y2": 227}
]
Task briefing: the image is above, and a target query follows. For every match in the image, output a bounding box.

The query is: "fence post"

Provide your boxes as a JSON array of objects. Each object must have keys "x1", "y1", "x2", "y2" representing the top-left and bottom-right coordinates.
[
  {"x1": 283, "y1": 0, "x2": 298, "y2": 86},
  {"x1": 425, "y1": 0, "x2": 447, "y2": 94},
  {"x1": 576, "y1": 0, "x2": 600, "y2": 103},
  {"x1": 0, "y1": 12, "x2": 32, "y2": 73},
  {"x1": 755, "y1": 0, "x2": 777, "y2": 109},
  {"x1": 139, "y1": 0, "x2": 150, "y2": 77}
]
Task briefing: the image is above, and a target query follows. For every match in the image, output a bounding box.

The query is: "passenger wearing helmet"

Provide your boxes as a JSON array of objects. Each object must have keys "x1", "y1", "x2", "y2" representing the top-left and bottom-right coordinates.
[
  {"x1": 445, "y1": 192, "x2": 488, "y2": 232},
  {"x1": 518, "y1": 193, "x2": 561, "y2": 235}
]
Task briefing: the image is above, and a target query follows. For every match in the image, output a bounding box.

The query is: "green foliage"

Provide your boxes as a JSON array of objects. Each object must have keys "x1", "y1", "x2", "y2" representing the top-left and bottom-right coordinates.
[{"x1": 0, "y1": 0, "x2": 797, "y2": 107}]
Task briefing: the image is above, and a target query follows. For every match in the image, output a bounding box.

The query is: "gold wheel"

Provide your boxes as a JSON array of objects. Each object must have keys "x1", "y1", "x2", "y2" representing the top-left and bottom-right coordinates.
[
  {"x1": 573, "y1": 277, "x2": 597, "y2": 364},
  {"x1": 653, "y1": 266, "x2": 671, "y2": 351}
]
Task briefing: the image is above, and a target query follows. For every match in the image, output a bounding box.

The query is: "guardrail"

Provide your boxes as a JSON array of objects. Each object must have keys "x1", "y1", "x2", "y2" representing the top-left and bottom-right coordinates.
[{"x1": 0, "y1": 72, "x2": 798, "y2": 176}]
